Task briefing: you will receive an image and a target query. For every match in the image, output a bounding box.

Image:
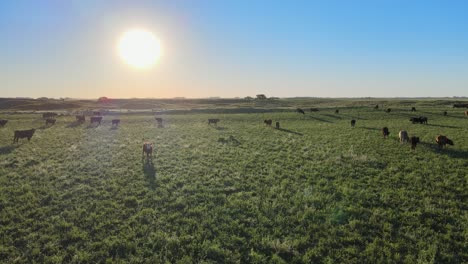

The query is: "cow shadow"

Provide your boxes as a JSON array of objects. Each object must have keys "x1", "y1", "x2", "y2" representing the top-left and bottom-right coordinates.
[
  {"x1": 0, "y1": 145, "x2": 18, "y2": 155},
  {"x1": 320, "y1": 113, "x2": 342, "y2": 120},
  {"x1": 143, "y1": 160, "x2": 157, "y2": 189},
  {"x1": 86, "y1": 124, "x2": 100, "y2": 129},
  {"x1": 421, "y1": 142, "x2": 468, "y2": 159},
  {"x1": 214, "y1": 126, "x2": 226, "y2": 131},
  {"x1": 306, "y1": 115, "x2": 333, "y2": 123},
  {"x1": 276, "y1": 128, "x2": 303, "y2": 136},
  {"x1": 424, "y1": 124, "x2": 461, "y2": 129},
  {"x1": 67, "y1": 121, "x2": 83, "y2": 128},
  {"x1": 360, "y1": 127, "x2": 380, "y2": 131}
]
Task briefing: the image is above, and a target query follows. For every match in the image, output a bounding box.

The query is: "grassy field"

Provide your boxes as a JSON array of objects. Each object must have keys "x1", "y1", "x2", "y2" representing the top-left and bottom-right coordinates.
[{"x1": 0, "y1": 102, "x2": 467, "y2": 263}]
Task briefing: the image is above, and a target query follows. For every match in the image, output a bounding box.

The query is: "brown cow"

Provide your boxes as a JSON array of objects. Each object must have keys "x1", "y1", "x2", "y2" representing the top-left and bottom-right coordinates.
[
  {"x1": 112, "y1": 119, "x2": 120, "y2": 126},
  {"x1": 14, "y1": 129, "x2": 36, "y2": 143},
  {"x1": 76, "y1": 115, "x2": 85, "y2": 122},
  {"x1": 399, "y1": 130, "x2": 409, "y2": 143},
  {"x1": 435, "y1": 135, "x2": 454, "y2": 149},
  {"x1": 208, "y1": 119, "x2": 220, "y2": 125},
  {"x1": 350, "y1": 120, "x2": 356, "y2": 127},
  {"x1": 410, "y1": 136, "x2": 420, "y2": 150},
  {"x1": 382, "y1": 127, "x2": 390, "y2": 138},
  {"x1": 90, "y1": 116, "x2": 103, "y2": 125},
  {"x1": 465, "y1": 111, "x2": 468, "y2": 116},
  {"x1": 45, "y1": 118, "x2": 56, "y2": 125},
  {"x1": 142, "y1": 142, "x2": 153, "y2": 159},
  {"x1": 0, "y1": 119, "x2": 8, "y2": 127},
  {"x1": 264, "y1": 119, "x2": 272, "y2": 126}
]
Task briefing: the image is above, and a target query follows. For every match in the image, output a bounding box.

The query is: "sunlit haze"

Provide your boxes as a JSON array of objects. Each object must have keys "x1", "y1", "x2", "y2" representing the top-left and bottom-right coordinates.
[{"x1": 0, "y1": 1, "x2": 467, "y2": 98}]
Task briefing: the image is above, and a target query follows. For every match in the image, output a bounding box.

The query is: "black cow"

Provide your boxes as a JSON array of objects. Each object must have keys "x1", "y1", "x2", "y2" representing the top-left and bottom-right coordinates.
[
  {"x1": 208, "y1": 119, "x2": 220, "y2": 125},
  {"x1": 264, "y1": 119, "x2": 272, "y2": 126},
  {"x1": 385, "y1": 108, "x2": 391, "y2": 113},
  {"x1": 350, "y1": 120, "x2": 356, "y2": 127},
  {"x1": 335, "y1": 109, "x2": 339, "y2": 114},
  {"x1": 112, "y1": 119, "x2": 120, "y2": 126},
  {"x1": 410, "y1": 116, "x2": 428, "y2": 124},
  {"x1": 410, "y1": 136, "x2": 420, "y2": 150},
  {"x1": 443, "y1": 111, "x2": 448, "y2": 116},
  {"x1": 382, "y1": 127, "x2": 390, "y2": 139},
  {"x1": 0, "y1": 119, "x2": 8, "y2": 127},
  {"x1": 296, "y1": 108, "x2": 305, "y2": 115},
  {"x1": 374, "y1": 105, "x2": 379, "y2": 110},
  {"x1": 76, "y1": 115, "x2": 85, "y2": 122},
  {"x1": 14, "y1": 129, "x2": 36, "y2": 143},
  {"x1": 45, "y1": 118, "x2": 56, "y2": 125},
  {"x1": 155, "y1": 117, "x2": 163, "y2": 123},
  {"x1": 90, "y1": 116, "x2": 103, "y2": 125},
  {"x1": 93, "y1": 112, "x2": 101, "y2": 116},
  {"x1": 310, "y1": 108, "x2": 319, "y2": 112},
  {"x1": 453, "y1": 103, "x2": 468, "y2": 108},
  {"x1": 42, "y1": 112, "x2": 57, "y2": 119},
  {"x1": 142, "y1": 142, "x2": 153, "y2": 159},
  {"x1": 411, "y1": 107, "x2": 416, "y2": 112}
]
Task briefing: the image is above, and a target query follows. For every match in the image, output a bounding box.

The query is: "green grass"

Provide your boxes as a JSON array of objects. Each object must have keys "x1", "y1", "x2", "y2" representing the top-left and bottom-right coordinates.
[{"x1": 0, "y1": 105, "x2": 467, "y2": 263}]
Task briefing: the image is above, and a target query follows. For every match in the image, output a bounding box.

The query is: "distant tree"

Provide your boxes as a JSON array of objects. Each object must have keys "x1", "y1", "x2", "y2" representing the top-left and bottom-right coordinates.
[
  {"x1": 37, "y1": 97, "x2": 48, "y2": 100},
  {"x1": 244, "y1": 96, "x2": 253, "y2": 100},
  {"x1": 98, "y1": 97, "x2": 110, "y2": 103},
  {"x1": 256, "y1": 94, "x2": 267, "y2": 100}
]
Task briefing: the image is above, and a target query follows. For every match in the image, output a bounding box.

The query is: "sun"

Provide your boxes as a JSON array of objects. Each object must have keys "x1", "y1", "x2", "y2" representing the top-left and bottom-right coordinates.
[{"x1": 117, "y1": 29, "x2": 161, "y2": 69}]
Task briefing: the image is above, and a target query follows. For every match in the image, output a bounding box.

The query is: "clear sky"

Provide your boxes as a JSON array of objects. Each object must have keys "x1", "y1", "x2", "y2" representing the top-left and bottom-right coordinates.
[{"x1": 1, "y1": 0, "x2": 467, "y2": 98}]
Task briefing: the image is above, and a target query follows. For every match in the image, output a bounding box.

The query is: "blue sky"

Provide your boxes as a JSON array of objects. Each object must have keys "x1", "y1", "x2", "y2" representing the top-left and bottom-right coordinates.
[{"x1": 1, "y1": 0, "x2": 467, "y2": 98}]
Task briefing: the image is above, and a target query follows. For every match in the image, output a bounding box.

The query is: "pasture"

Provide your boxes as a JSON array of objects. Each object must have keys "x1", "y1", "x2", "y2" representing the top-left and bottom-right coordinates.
[{"x1": 0, "y1": 103, "x2": 467, "y2": 263}]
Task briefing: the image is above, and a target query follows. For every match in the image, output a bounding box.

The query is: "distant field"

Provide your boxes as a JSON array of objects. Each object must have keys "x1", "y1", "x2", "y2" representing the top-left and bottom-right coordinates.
[{"x1": 0, "y1": 101, "x2": 467, "y2": 263}]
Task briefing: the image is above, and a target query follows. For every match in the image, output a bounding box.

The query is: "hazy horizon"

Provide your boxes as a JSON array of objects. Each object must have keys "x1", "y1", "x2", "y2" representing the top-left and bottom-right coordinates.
[{"x1": 1, "y1": 1, "x2": 468, "y2": 98}]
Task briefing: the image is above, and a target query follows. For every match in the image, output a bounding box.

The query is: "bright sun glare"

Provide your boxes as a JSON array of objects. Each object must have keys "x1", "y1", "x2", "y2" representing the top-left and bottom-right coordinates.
[{"x1": 117, "y1": 29, "x2": 161, "y2": 69}]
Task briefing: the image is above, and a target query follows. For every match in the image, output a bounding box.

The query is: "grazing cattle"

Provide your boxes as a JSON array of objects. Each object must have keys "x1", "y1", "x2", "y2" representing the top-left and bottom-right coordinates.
[
  {"x1": 382, "y1": 127, "x2": 390, "y2": 138},
  {"x1": 335, "y1": 109, "x2": 339, "y2": 114},
  {"x1": 45, "y1": 118, "x2": 56, "y2": 125},
  {"x1": 399, "y1": 130, "x2": 409, "y2": 143},
  {"x1": 208, "y1": 119, "x2": 220, "y2": 125},
  {"x1": 155, "y1": 117, "x2": 163, "y2": 123},
  {"x1": 112, "y1": 119, "x2": 120, "y2": 126},
  {"x1": 410, "y1": 116, "x2": 428, "y2": 124},
  {"x1": 453, "y1": 103, "x2": 468, "y2": 108},
  {"x1": 14, "y1": 129, "x2": 36, "y2": 143},
  {"x1": 264, "y1": 119, "x2": 272, "y2": 126},
  {"x1": 443, "y1": 111, "x2": 448, "y2": 116},
  {"x1": 42, "y1": 112, "x2": 57, "y2": 119},
  {"x1": 465, "y1": 111, "x2": 468, "y2": 116},
  {"x1": 385, "y1": 108, "x2": 391, "y2": 113},
  {"x1": 93, "y1": 112, "x2": 101, "y2": 116},
  {"x1": 0, "y1": 119, "x2": 8, "y2": 127},
  {"x1": 76, "y1": 115, "x2": 85, "y2": 122},
  {"x1": 410, "y1": 136, "x2": 420, "y2": 150},
  {"x1": 374, "y1": 105, "x2": 379, "y2": 110},
  {"x1": 411, "y1": 107, "x2": 416, "y2": 112},
  {"x1": 435, "y1": 135, "x2": 454, "y2": 149},
  {"x1": 296, "y1": 108, "x2": 305, "y2": 115},
  {"x1": 310, "y1": 108, "x2": 319, "y2": 112},
  {"x1": 275, "y1": 122, "x2": 280, "y2": 129},
  {"x1": 142, "y1": 142, "x2": 153, "y2": 159},
  {"x1": 350, "y1": 120, "x2": 356, "y2": 127},
  {"x1": 90, "y1": 116, "x2": 103, "y2": 125}
]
